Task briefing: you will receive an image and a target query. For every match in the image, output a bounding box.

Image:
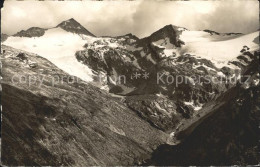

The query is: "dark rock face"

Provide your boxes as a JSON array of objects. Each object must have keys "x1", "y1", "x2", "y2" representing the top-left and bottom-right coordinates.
[
  {"x1": 225, "y1": 32, "x2": 243, "y2": 35},
  {"x1": 229, "y1": 51, "x2": 258, "y2": 69},
  {"x1": 56, "y1": 18, "x2": 95, "y2": 37},
  {"x1": 203, "y1": 29, "x2": 220, "y2": 35},
  {"x1": 139, "y1": 25, "x2": 185, "y2": 47},
  {"x1": 143, "y1": 55, "x2": 260, "y2": 166},
  {"x1": 204, "y1": 29, "x2": 242, "y2": 36},
  {"x1": 125, "y1": 95, "x2": 182, "y2": 132},
  {"x1": 16, "y1": 52, "x2": 28, "y2": 61},
  {"x1": 14, "y1": 27, "x2": 46, "y2": 37},
  {"x1": 1, "y1": 45, "x2": 167, "y2": 166},
  {"x1": 145, "y1": 86, "x2": 260, "y2": 165}
]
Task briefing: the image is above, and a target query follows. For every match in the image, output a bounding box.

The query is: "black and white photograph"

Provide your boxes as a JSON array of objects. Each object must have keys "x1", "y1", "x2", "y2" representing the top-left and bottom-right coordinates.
[{"x1": 0, "y1": 0, "x2": 259, "y2": 166}]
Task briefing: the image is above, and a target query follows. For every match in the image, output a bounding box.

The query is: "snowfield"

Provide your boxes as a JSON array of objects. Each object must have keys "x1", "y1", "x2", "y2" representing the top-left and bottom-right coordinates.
[
  {"x1": 179, "y1": 30, "x2": 259, "y2": 68},
  {"x1": 3, "y1": 27, "x2": 94, "y2": 82}
]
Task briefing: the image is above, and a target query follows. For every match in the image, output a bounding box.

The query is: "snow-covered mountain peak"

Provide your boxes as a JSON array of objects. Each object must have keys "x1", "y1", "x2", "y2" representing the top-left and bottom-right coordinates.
[
  {"x1": 4, "y1": 27, "x2": 94, "y2": 82},
  {"x1": 56, "y1": 18, "x2": 95, "y2": 37}
]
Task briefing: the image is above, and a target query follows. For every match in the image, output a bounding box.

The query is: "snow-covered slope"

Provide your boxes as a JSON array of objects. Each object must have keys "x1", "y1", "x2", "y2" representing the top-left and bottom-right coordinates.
[
  {"x1": 137, "y1": 25, "x2": 258, "y2": 69},
  {"x1": 179, "y1": 30, "x2": 259, "y2": 68},
  {"x1": 3, "y1": 27, "x2": 94, "y2": 81}
]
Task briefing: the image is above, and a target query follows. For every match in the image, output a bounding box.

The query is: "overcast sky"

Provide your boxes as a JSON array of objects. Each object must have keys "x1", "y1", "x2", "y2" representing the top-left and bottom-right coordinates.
[{"x1": 1, "y1": 0, "x2": 259, "y2": 38}]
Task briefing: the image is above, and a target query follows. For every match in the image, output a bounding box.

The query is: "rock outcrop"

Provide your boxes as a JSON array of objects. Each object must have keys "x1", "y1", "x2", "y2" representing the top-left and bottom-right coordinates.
[{"x1": 14, "y1": 27, "x2": 46, "y2": 38}]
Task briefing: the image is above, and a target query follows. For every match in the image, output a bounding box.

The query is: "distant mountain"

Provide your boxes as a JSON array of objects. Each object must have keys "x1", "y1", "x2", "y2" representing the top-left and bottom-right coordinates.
[
  {"x1": 56, "y1": 18, "x2": 95, "y2": 37},
  {"x1": 14, "y1": 27, "x2": 46, "y2": 37},
  {"x1": 1, "y1": 33, "x2": 9, "y2": 42},
  {"x1": 11, "y1": 18, "x2": 95, "y2": 38},
  {"x1": 203, "y1": 29, "x2": 243, "y2": 36}
]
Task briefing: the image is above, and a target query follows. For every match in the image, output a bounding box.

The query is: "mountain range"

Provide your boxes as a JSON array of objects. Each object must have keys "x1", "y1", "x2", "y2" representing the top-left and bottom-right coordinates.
[{"x1": 1, "y1": 18, "x2": 259, "y2": 166}]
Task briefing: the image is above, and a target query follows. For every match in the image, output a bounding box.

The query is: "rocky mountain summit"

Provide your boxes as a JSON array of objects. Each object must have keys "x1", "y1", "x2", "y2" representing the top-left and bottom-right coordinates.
[
  {"x1": 56, "y1": 18, "x2": 95, "y2": 37},
  {"x1": 138, "y1": 25, "x2": 186, "y2": 47},
  {"x1": 14, "y1": 27, "x2": 46, "y2": 38},
  {"x1": 1, "y1": 18, "x2": 259, "y2": 165}
]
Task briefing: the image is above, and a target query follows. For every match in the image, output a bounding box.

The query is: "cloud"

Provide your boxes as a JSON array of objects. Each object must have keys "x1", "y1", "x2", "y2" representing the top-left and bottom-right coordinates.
[
  {"x1": 1, "y1": 0, "x2": 259, "y2": 38},
  {"x1": 131, "y1": 1, "x2": 204, "y2": 37},
  {"x1": 202, "y1": 1, "x2": 259, "y2": 34},
  {"x1": 1, "y1": 1, "x2": 140, "y2": 36},
  {"x1": 131, "y1": 0, "x2": 259, "y2": 37}
]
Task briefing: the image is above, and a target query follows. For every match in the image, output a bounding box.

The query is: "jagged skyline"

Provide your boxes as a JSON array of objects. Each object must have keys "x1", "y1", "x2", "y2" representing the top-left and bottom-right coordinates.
[{"x1": 1, "y1": 0, "x2": 259, "y2": 38}]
